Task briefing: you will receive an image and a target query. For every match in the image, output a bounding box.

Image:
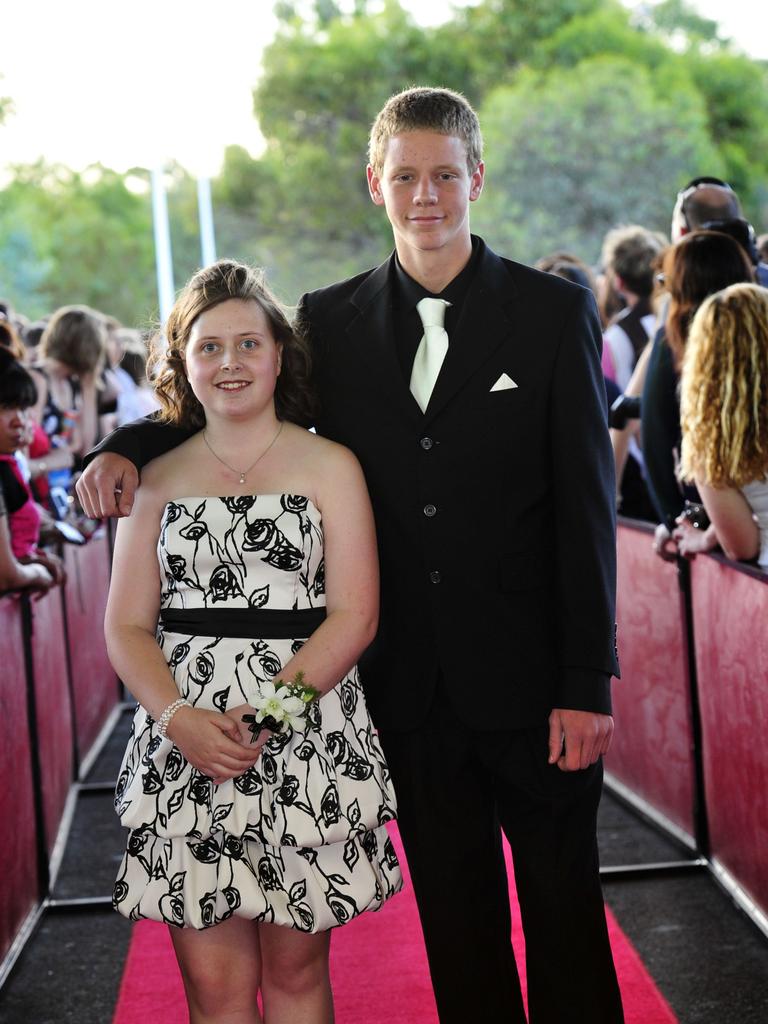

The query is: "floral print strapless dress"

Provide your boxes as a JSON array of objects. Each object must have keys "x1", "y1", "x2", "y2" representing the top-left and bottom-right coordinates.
[{"x1": 113, "y1": 493, "x2": 402, "y2": 931}]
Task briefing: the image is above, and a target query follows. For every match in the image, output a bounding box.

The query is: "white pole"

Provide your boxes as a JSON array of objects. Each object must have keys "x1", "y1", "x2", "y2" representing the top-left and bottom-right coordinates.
[
  {"x1": 151, "y1": 166, "x2": 175, "y2": 322},
  {"x1": 197, "y1": 176, "x2": 217, "y2": 266}
]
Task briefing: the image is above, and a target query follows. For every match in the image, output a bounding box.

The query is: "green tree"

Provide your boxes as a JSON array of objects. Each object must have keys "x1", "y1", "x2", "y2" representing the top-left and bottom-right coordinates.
[
  {"x1": 685, "y1": 52, "x2": 768, "y2": 214},
  {"x1": 5, "y1": 0, "x2": 768, "y2": 313},
  {"x1": 222, "y1": 0, "x2": 768, "y2": 296},
  {"x1": 440, "y1": 0, "x2": 603, "y2": 94},
  {"x1": 0, "y1": 163, "x2": 158, "y2": 325},
  {"x1": 643, "y1": 0, "x2": 721, "y2": 45},
  {"x1": 473, "y1": 57, "x2": 721, "y2": 265},
  {"x1": 534, "y1": 4, "x2": 673, "y2": 70},
  {"x1": 534, "y1": 2, "x2": 768, "y2": 224}
]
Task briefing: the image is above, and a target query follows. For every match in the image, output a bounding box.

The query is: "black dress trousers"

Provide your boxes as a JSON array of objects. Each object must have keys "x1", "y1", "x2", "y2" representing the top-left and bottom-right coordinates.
[{"x1": 379, "y1": 691, "x2": 624, "y2": 1024}]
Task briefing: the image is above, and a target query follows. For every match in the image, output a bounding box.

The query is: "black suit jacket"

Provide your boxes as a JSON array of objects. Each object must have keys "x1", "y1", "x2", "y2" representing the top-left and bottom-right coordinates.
[
  {"x1": 88, "y1": 238, "x2": 619, "y2": 730},
  {"x1": 297, "y1": 238, "x2": 619, "y2": 729}
]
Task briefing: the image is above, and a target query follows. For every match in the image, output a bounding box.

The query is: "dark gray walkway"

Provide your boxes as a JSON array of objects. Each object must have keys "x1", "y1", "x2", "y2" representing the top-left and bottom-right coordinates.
[{"x1": 1, "y1": 709, "x2": 767, "y2": 1023}]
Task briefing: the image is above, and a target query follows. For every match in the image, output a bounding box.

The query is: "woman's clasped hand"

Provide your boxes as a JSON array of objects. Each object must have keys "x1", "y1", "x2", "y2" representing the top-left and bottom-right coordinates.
[{"x1": 164, "y1": 701, "x2": 269, "y2": 785}]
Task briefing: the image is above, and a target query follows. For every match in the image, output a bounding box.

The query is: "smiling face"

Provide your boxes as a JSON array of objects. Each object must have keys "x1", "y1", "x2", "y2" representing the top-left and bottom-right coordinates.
[
  {"x1": 367, "y1": 130, "x2": 484, "y2": 265},
  {"x1": 183, "y1": 298, "x2": 282, "y2": 422},
  {"x1": 0, "y1": 405, "x2": 28, "y2": 454}
]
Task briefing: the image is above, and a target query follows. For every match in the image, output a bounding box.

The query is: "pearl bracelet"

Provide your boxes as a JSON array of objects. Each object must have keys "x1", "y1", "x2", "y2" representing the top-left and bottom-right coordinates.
[{"x1": 156, "y1": 697, "x2": 190, "y2": 738}]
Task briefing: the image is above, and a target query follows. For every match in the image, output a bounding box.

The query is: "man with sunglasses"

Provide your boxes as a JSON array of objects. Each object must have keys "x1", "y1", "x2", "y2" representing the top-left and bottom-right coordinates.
[{"x1": 672, "y1": 176, "x2": 768, "y2": 285}]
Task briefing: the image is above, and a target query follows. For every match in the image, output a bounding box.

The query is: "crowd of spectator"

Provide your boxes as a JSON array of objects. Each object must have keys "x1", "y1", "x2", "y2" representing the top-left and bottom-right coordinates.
[
  {"x1": 2, "y1": 172, "x2": 768, "y2": 593},
  {"x1": 537, "y1": 175, "x2": 768, "y2": 570},
  {"x1": 0, "y1": 298, "x2": 157, "y2": 595}
]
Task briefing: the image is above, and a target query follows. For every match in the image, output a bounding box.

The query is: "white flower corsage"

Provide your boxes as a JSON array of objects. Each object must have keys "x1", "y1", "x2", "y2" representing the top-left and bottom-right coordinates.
[{"x1": 241, "y1": 671, "x2": 319, "y2": 741}]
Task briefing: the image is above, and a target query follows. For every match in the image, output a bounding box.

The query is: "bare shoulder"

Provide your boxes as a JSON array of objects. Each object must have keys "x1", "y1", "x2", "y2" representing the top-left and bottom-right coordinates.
[
  {"x1": 140, "y1": 432, "x2": 203, "y2": 509},
  {"x1": 287, "y1": 424, "x2": 361, "y2": 473},
  {"x1": 281, "y1": 424, "x2": 365, "y2": 506}
]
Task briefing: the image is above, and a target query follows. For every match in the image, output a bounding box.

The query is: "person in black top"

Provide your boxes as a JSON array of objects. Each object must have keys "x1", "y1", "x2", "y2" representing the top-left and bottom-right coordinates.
[{"x1": 640, "y1": 232, "x2": 754, "y2": 558}]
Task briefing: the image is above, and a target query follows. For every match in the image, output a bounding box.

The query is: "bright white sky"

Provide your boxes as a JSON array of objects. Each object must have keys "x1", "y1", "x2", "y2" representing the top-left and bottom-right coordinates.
[{"x1": 1, "y1": 0, "x2": 766, "y2": 176}]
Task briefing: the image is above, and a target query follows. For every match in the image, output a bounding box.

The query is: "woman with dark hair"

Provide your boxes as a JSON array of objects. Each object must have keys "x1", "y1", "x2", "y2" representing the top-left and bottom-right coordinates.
[
  {"x1": 104, "y1": 260, "x2": 401, "y2": 1023},
  {"x1": 640, "y1": 230, "x2": 754, "y2": 556},
  {"x1": 0, "y1": 349, "x2": 63, "y2": 593}
]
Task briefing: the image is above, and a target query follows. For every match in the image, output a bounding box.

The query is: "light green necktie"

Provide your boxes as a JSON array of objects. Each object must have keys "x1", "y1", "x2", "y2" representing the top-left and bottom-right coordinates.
[{"x1": 410, "y1": 297, "x2": 451, "y2": 413}]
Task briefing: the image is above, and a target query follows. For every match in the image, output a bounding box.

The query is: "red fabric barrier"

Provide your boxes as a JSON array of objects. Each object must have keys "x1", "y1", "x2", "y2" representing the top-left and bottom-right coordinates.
[
  {"x1": 28, "y1": 587, "x2": 74, "y2": 858},
  {"x1": 608, "y1": 524, "x2": 696, "y2": 841},
  {"x1": 690, "y1": 556, "x2": 768, "y2": 919},
  {"x1": 0, "y1": 596, "x2": 38, "y2": 962},
  {"x1": 63, "y1": 531, "x2": 119, "y2": 763}
]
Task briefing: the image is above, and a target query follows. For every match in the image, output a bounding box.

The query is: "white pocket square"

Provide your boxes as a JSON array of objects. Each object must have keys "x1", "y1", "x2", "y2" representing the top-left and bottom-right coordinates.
[{"x1": 490, "y1": 373, "x2": 518, "y2": 392}]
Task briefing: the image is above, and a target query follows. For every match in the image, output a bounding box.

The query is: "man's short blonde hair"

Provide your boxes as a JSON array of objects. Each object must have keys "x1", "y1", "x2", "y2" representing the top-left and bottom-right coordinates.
[{"x1": 368, "y1": 87, "x2": 483, "y2": 176}]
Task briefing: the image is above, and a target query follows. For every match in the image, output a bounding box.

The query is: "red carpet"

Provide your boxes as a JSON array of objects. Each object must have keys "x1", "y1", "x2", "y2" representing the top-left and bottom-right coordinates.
[{"x1": 112, "y1": 826, "x2": 677, "y2": 1023}]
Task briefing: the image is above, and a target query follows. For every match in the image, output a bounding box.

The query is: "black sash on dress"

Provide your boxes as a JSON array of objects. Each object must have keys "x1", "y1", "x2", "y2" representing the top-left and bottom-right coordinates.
[{"x1": 159, "y1": 607, "x2": 326, "y2": 639}]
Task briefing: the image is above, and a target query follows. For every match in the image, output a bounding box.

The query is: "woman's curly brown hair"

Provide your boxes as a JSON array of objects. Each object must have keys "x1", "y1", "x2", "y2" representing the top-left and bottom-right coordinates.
[
  {"x1": 148, "y1": 260, "x2": 315, "y2": 429},
  {"x1": 663, "y1": 231, "x2": 754, "y2": 369},
  {"x1": 680, "y1": 283, "x2": 768, "y2": 488}
]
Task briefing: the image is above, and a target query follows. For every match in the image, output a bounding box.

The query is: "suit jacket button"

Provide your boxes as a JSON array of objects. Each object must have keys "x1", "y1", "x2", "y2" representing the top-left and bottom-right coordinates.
[
  {"x1": 429, "y1": 570, "x2": 442, "y2": 584},
  {"x1": 420, "y1": 436, "x2": 434, "y2": 450},
  {"x1": 423, "y1": 504, "x2": 437, "y2": 517}
]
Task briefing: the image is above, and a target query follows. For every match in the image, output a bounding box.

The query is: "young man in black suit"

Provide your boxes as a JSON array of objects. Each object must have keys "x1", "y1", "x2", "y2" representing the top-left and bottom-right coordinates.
[{"x1": 78, "y1": 87, "x2": 623, "y2": 1023}]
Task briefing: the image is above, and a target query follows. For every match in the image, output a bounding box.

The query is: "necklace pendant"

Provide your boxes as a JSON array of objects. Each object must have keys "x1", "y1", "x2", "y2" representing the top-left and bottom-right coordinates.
[{"x1": 202, "y1": 422, "x2": 283, "y2": 490}]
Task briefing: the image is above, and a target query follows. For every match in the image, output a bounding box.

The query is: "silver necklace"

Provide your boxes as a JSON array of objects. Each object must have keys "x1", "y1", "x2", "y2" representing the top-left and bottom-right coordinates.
[{"x1": 203, "y1": 421, "x2": 284, "y2": 485}]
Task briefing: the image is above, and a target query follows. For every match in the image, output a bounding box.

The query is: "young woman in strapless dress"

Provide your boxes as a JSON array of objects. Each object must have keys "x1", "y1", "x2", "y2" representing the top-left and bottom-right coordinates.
[{"x1": 105, "y1": 260, "x2": 402, "y2": 1024}]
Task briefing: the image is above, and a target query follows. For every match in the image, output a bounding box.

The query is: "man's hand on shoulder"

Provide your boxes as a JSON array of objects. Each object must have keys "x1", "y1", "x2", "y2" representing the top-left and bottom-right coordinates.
[
  {"x1": 548, "y1": 708, "x2": 614, "y2": 772},
  {"x1": 76, "y1": 453, "x2": 138, "y2": 519}
]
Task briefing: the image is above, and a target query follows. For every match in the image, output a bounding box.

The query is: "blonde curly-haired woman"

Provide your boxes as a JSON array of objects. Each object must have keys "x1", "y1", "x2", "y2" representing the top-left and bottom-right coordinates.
[{"x1": 675, "y1": 283, "x2": 768, "y2": 567}]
